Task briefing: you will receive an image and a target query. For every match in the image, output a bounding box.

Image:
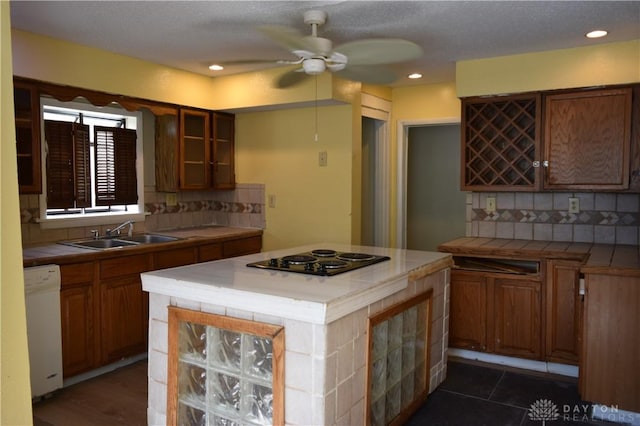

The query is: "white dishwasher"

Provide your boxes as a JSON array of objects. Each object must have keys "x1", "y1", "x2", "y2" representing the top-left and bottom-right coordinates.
[{"x1": 24, "y1": 264, "x2": 63, "y2": 398}]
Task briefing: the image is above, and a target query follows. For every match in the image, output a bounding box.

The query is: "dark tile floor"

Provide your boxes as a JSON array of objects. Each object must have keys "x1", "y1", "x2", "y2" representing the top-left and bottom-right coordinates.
[{"x1": 406, "y1": 359, "x2": 611, "y2": 426}]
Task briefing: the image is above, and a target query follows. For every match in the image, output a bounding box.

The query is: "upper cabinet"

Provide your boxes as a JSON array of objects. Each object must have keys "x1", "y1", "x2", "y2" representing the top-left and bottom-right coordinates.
[
  {"x1": 461, "y1": 85, "x2": 635, "y2": 192},
  {"x1": 13, "y1": 81, "x2": 42, "y2": 194},
  {"x1": 179, "y1": 108, "x2": 211, "y2": 190},
  {"x1": 543, "y1": 87, "x2": 632, "y2": 190},
  {"x1": 212, "y1": 112, "x2": 236, "y2": 190},
  {"x1": 461, "y1": 93, "x2": 541, "y2": 191}
]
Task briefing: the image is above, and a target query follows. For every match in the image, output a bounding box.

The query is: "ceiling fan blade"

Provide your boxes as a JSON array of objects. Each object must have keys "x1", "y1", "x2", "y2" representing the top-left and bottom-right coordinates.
[
  {"x1": 334, "y1": 39, "x2": 423, "y2": 65},
  {"x1": 259, "y1": 25, "x2": 320, "y2": 53},
  {"x1": 334, "y1": 65, "x2": 398, "y2": 85},
  {"x1": 275, "y1": 68, "x2": 311, "y2": 88}
]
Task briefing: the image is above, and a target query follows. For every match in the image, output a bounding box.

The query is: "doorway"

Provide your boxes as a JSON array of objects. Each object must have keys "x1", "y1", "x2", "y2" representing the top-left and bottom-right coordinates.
[{"x1": 398, "y1": 121, "x2": 466, "y2": 250}]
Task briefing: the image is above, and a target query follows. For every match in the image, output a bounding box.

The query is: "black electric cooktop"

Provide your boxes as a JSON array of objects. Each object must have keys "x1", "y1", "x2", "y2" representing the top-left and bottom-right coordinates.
[{"x1": 246, "y1": 249, "x2": 391, "y2": 276}]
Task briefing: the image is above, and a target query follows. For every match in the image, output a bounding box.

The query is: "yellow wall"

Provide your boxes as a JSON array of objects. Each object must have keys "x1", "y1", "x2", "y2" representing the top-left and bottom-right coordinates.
[
  {"x1": 1, "y1": 3, "x2": 33, "y2": 424},
  {"x1": 236, "y1": 104, "x2": 354, "y2": 250},
  {"x1": 457, "y1": 39, "x2": 640, "y2": 97}
]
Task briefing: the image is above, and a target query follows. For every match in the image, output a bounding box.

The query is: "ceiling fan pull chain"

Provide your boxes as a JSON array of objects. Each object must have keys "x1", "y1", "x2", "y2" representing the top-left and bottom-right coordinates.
[{"x1": 314, "y1": 74, "x2": 319, "y2": 142}]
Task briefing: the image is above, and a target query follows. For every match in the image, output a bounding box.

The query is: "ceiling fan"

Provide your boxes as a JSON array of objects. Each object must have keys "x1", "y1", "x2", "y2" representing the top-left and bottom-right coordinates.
[{"x1": 225, "y1": 10, "x2": 423, "y2": 88}]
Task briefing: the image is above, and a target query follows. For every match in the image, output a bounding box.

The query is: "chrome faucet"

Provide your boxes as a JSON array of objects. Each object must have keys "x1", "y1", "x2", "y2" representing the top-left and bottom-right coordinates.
[{"x1": 106, "y1": 220, "x2": 134, "y2": 238}]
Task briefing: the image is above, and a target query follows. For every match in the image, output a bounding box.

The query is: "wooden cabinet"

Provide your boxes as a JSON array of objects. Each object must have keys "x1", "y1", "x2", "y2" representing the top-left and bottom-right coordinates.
[
  {"x1": 493, "y1": 277, "x2": 541, "y2": 359},
  {"x1": 155, "y1": 113, "x2": 179, "y2": 192},
  {"x1": 58, "y1": 235, "x2": 261, "y2": 378},
  {"x1": 13, "y1": 80, "x2": 42, "y2": 194},
  {"x1": 545, "y1": 260, "x2": 581, "y2": 364},
  {"x1": 580, "y1": 273, "x2": 640, "y2": 412},
  {"x1": 179, "y1": 108, "x2": 211, "y2": 190},
  {"x1": 543, "y1": 87, "x2": 632, "y2": 190},
  {"x1": 461, "y1": 85, "x2": 635, "y2": 192},
  {"x1": 461, "y1": 93, "x2": 541, "y2": 191},
  {"x1": 99, "y1": 254, "x2": 150, "y2": 364},
  {"x1": 448, "y1": 257, "x2": 542, "y2": 360},
  {"x1": 449, "y1": 270, "x2": 488, "y2": 351},
  {"x1": 177, "y1": 109, "x2": 236, "y2": 190},
  {"x1": 60, "y1": 262, "x2": 96, "y2": 378},
  {"x1": 212, "y1": 112, "x2": 235, "y2": 189}
]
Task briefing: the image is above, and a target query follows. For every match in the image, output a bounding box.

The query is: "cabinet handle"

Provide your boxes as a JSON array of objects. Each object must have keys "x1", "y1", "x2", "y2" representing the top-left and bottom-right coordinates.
[
  {"x1": 543, "y1": 160, "x2": 549, "y2": 168},
  {"x1": 533, "y1": 161, "x2": 540, "y2": 168}
]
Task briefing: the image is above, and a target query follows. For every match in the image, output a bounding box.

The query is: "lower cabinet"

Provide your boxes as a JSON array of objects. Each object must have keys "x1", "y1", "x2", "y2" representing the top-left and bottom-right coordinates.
[
  {"x1": 60, "y1": 262, "x2": 96, "y2": 378},
  {"x1": 580, "y1": 273, "x2": 640, "y2": 412},
  {"x1": 449, "y1": 260, "x2": 542, "y2": 360},
  {"x1": 545, "y1": 260, "x2": 581, "y2": 364},
  {"x1": 59, "y1": 234, "x2": 262, "y2": 378}
]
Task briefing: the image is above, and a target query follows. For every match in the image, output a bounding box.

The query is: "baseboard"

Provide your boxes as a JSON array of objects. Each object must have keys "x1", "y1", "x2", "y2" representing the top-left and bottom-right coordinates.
[{"x1": 448, "y1": 348, "x2": 578, "y2": 377}]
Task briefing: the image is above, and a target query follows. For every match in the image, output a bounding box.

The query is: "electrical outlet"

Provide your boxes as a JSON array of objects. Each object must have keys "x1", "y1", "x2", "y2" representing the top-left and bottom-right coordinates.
[
  {"x1": 319, "y1": 151, "x2": 328, "y2": 167},
  {"x1": 568, "y1": 197, "x2": 580, "y2": 214},
  {"x1": 268, "y1": 194, "x2": 276, "y2": 208},
  {"x1": 165, "y1": 193, "x2": 177, "y2": 207},
  {"x1": 486, "y1": 197, "x2": 496, "y2": 213}
]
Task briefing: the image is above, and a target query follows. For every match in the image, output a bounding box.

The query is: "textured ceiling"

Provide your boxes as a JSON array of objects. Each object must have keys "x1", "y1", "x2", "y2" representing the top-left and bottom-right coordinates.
[{"x1": 9, "y1": 0, "x2": 640, "y2": 86}]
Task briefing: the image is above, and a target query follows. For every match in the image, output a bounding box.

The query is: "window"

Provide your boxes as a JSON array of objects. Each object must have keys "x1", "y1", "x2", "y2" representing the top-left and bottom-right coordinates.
[{"x1": 39, "y1": 98, "x2": 144, "y2": 228}]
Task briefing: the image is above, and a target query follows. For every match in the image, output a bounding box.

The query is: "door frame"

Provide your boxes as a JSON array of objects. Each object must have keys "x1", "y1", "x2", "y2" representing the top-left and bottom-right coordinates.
[
  {"x1": 362, "y1": 93, "x2": 391, "y2": 247},
  {"x1": 396, "y1": 118, "x2": 460, "y2": 248}
]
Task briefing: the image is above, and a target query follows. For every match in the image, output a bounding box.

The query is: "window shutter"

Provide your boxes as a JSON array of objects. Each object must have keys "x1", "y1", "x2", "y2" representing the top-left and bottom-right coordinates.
[
  {"x1": 45, "y1": 120, "x2": 92, "y2": 209},
  {"x1": 94, "y1": 126, "x2": 138, "y2": 206},
  {"x1": 73, "y1": 123, "x2": 92, "y2": 208}
]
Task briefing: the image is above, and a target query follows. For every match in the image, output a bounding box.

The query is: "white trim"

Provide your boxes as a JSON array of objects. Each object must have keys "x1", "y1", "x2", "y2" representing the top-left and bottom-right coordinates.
[
  {"x1": 362, "y1": 94, "x2": 391, "y2": 247},
  {"x1": 396, "y1": 118, "x2": 460, "y2": 248},
  {"x1": 448, "y1": 348, "x2": 579, "y2": 377}
]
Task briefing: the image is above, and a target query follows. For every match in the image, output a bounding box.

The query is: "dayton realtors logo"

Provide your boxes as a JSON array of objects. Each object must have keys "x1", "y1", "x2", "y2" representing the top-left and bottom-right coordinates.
[{"x1": 528, "y1": 399, "x2": 632, "y2": 424}]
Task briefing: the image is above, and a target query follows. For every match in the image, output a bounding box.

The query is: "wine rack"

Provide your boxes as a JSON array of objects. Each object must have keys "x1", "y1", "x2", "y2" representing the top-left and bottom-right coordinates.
[{"x1": 462, "y1": 94, "x2": 541, "y2": 191}]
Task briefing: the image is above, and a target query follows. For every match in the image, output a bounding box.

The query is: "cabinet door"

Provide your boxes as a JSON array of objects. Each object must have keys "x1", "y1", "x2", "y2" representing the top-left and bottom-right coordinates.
[
  {"x1": 60, "y1": 262, "x2": 96, "y2": 377},
  {"x1": 179, "y1": 108, "x2": 211, "y2": 189},
  {"x1": 13, "y1": 81, "x2": 42, "y2": 194},
  {"x1": 493, "y1": 277, "x2": 541, "y2": 359},
  {"x1": 212, "y1": 112, "x2": 235, "y2": 189},
  {"x1": 155, "y1": 112, "x2": 179, "y2": 192},
  {"x1": 223, "y1": 236, "x2": 262, "y2": 258},
  {"x1": 545, "y1": 260, "x2": 581, "y2": 364},
  {"x1": 449, "y1": 271, "x2": 488, "y2": 351},
  {"x1": 100, "y1": 275, "x2": 147, "y2": 364},
  {"x1": 153, "y1": 247, "x2": 197, "y2": 269},
  {"x1": 580, "y1": 274, "x2": 640, "y2": 412},
  {"x1": 544, "y1": 88, "x2": 632, "y2": 190},
  {"x1": 461, "y1": 94, "x2": 541, "y2": 191}
]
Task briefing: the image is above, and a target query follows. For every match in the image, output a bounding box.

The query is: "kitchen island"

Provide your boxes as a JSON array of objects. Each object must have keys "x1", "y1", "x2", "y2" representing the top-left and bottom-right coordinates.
[{"x1": 141, "y1": 243, "x2": 452, "y2": 425}]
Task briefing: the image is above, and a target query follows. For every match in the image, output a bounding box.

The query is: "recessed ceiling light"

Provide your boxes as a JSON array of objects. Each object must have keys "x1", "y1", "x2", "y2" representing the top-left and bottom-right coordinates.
[
  {"x1": 209, "y1": 64, "x2": 224, "y2": 71},
  {"x1": 586, "y1": 30, "x2": 608, "y2": 39},
  {"x1": 408, "y1": 73, "x2": 423, "y2": 79}
]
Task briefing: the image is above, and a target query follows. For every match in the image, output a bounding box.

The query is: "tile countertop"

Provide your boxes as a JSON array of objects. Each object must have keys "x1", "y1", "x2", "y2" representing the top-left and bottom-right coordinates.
[
  {"x1": 141, "y1": 243, "x2": 453, "y2": 325},
  {"x1": 22, "y1": 226, "x2": 262, "y2": 267},
  {"x1": 438, "y1": 237, "x2": 640, "y2": 277}
]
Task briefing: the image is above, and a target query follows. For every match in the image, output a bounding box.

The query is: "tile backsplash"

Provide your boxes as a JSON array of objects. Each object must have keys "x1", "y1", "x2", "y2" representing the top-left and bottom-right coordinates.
[
  {"x1": 467, "y1": 192, "x2": 640, "y2": 245},
  {"x1": 20, "y1": 183, "x2": 265, "y2": 246}
]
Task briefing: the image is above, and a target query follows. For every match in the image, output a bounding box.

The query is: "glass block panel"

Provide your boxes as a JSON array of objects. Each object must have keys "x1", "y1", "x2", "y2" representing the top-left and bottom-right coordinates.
[
  {"x1": 387, "y1": 314, "x2": 403, "y2": 350},
  {"x1": 210, "y1": 372, "x2": 241, "y2": 417},
  {"x1": 211, "y1": 329, "x2": 242, "y2": 373},
  {"x1": 370, "y1": 396, "x2": 386, "y2": 426},
  {"x1": 177, "y1": 402, "x2": 206, "y2": 426},
  {"x1": 372, "y1": 321, "x2": 388, "y2": 362},
  {"x1": 211, "y1": 414, "x2": 241, "y2": 426},
  {"x1": 244, "y1": 335, "x2": 273, "y2": 381},
  {"x1": 368, "y1": 295, "x2": 431, "y2": 425},
  {"x1": 178, "y1": 362, "x2": 207, "y2": 407},
  {"x1": 243, "y1": 381, "x2": 274, "y2": 424},
  {"x1": 179, "y1": 322, "x2": 207, "y2": 363}
]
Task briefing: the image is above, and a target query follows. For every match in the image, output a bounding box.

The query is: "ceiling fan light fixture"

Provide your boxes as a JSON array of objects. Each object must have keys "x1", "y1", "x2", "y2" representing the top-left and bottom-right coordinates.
[
  {"x1": 408, "y1": 73, "x2": 423, "y2": 79},
  {"x1": 208, "y1": 64, "x2": 224, "y2": 71},
  {"x1": 303, "y1": 58, "x2": 326, "y2": 75},
  {"x1": 586, "y1": 29, "x2": 608, "y2": 38}
]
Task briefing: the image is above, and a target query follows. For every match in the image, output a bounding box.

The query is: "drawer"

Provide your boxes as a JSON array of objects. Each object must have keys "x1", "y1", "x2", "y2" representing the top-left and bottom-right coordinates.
[
  {"x1": 100, "y1": 254, "x2": 151, "y2": 279},
  {"x1": 60, "y1": 262, "x2": 95, "y2": 285}
]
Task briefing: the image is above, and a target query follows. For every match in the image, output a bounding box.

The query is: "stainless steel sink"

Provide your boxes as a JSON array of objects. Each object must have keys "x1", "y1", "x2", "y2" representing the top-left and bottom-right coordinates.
[
  {"x1": 58, "y1": 234, "x2": 181, "y2": 250},
  {"x1": 119, "y1": 234, "x2": 179, "y2": 244}
]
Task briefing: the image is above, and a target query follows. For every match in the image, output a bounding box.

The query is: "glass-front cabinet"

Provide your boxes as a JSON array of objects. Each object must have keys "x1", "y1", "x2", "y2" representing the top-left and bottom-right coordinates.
[
  {"x1": 179, "y1": 109, "x2": 211, "y2": 190},
  {"x1": 167, "y1": 307, "x2": 284, "y2": 426},
  {"x1": 212, "y1": 112, "x2": 235, "y2": 190},
  {"x1": 13, "y1": 81, "x2": 42, "y2": 194}
]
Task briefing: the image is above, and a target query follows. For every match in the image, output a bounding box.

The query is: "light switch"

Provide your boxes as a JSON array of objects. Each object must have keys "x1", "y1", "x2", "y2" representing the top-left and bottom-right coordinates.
[
  {"x1": 319, "y1": 151, "x2": 328, "y2": 167},
  {"x1": 268, "y1": 194, "x2": 276, "y2": 208}
]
